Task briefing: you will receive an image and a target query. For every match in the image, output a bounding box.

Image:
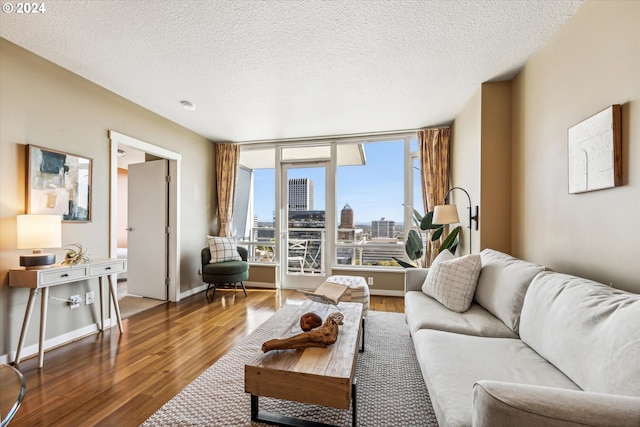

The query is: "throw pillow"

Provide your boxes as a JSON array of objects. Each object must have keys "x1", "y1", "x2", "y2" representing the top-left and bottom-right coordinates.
[
  {"x1": 207, "y1": 236, "x2": 241, "y2": 263},
  {"x1": 422, "y1": 250, "x2": 482, "y2": 313}
]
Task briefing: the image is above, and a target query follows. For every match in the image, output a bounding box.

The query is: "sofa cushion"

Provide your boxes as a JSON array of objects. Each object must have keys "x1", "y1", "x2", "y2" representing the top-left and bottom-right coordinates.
[
  {"x1": 520, "y1": 271, "x2": 640, "y2": 397},
  {"x1": 405, "y1": 291, "x2": 517, "y2": 338},
  {"x1": 474, "y1": 249, "x2": 545, "y2": 334},
  {"x1": 413, "y1": 329, "x2": 580, "y2": 427},
  {"x1": 472, "y1": 381, "x2": 640, "y2": 427},
  {"x1": 422, "y1": 250, "x2": 482, "y2": 313},
  {"x1": 207, "y1": 236, "x2": 241, "y2": 263}
]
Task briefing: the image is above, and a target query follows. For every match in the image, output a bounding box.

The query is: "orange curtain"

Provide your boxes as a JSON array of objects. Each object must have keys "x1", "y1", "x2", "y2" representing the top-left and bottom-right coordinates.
[
  {"x1": 215, "y1": 143, "x2": 240, "y2": 237},
  {"x1": 419, "y1": 128, "x2": 451, "y2": 265}
]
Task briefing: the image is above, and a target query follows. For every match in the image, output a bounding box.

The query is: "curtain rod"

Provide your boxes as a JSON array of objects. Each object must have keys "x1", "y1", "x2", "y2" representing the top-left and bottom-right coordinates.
[{"x1": 234, "y1": 126, "x2": 449, "y2": 147}]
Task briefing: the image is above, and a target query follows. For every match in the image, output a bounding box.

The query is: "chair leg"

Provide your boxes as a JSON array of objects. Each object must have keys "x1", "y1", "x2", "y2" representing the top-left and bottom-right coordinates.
[
  {"x1": 205, "y1": 283, "x2": 217, "y2": 300},
  {"x1": 240, "y1": 281, "x2": 247, "y2": 297}
]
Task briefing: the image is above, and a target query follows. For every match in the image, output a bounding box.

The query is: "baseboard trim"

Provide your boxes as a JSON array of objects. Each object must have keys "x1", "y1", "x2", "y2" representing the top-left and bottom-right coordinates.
[
  {"x1": 0, "y1": 320, "x2": 115, "y2": 365},
  {"x1": 245, "y1": 281, "x2": 276, "y2": 289},
  {"x1": 369, "y1": 289, "x2": 404, "y2": 297},
  {"x1": 179, "y1": 283, "x2": 208, "y2": 300}
]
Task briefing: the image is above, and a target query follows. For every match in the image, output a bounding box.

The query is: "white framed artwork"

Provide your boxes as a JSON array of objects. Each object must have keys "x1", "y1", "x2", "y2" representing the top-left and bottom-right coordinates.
[{"x1": 567, "y1": 105, "x2": 622, "y2": 194}]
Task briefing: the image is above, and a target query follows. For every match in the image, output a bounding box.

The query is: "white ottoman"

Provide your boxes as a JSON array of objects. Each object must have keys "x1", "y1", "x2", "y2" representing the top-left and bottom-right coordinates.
[{"x1": 326, "y1": 275, "x2": 371, "y2": 352}]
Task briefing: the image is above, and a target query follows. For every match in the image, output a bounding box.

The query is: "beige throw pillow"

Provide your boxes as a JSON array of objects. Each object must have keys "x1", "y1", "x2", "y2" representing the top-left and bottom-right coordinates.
[
  {"x1": 207, "y1": 236, "x2": 241, "y2": 263},
  {"x1": 422, "y1": 250, "x2": 482, "y2": 313}
]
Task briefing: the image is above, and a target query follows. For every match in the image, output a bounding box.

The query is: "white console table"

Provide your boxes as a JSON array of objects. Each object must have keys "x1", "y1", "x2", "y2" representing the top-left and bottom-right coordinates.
[{"x1": 9, "y1": 258, "x2": 126, "y2": 368}]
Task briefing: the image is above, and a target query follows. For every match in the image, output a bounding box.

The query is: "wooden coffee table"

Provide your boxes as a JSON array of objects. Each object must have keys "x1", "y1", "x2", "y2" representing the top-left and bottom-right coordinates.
[{"x1": 245, "y1": 300, "x2": 364, "y2": 427}]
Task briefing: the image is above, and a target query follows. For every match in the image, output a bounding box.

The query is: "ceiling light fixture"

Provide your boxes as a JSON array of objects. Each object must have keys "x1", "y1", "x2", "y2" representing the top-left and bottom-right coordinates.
[{"x1": 180, "y1": 100, "x2": 196, "y2": 111}]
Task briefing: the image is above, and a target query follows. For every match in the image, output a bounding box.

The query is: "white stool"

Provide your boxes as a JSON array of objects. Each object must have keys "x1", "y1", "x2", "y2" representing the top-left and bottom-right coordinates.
[{"x1": 326, "y1": 275, "x2": 370, "y2": 352}]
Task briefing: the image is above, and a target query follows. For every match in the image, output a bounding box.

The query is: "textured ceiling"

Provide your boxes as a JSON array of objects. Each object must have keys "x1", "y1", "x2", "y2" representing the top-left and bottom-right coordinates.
[{"x1": 0, "y1": 0, "x2": 583, "y2": 142}]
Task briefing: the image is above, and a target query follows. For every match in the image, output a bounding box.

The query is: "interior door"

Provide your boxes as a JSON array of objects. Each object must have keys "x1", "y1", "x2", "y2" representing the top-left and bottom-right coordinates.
[
  {"x1": 280, "y1": 162, "x2": 328, "y2": 289},
  {"x1": 127, "y1": 159, "x2": 168, "y2": 300}
]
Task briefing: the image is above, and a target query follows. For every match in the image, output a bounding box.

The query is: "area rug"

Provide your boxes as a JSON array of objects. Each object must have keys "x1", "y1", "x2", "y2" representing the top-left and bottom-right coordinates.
[{"x1": 142, "y1": 304, "x2": 437, "y2": 426}]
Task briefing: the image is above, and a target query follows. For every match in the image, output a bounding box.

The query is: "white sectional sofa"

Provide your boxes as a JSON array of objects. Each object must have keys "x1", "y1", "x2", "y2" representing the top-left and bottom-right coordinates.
[{"x1": 404, "y1": 249, "x2": 640, "y2": 427}]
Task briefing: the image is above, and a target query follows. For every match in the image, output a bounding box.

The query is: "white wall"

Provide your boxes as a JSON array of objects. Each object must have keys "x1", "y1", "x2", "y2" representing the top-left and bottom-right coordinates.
[
  {"x1": 511, "y1": 1, "x2": 640, "y2": 292},
  {"x1": 0, "y1": 38, "x2": 216, "y2": 359}
]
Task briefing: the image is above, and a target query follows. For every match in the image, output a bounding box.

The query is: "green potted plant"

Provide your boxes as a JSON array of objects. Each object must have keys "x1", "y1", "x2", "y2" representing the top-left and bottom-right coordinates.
[{"x1": 394, "y1": 209, "x2": 460, "y2": 268}]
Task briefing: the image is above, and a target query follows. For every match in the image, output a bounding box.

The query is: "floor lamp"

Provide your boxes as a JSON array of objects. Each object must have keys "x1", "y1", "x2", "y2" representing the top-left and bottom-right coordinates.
[{"x1": 432, "y1": 187, "x2": 479, "y2": 254}]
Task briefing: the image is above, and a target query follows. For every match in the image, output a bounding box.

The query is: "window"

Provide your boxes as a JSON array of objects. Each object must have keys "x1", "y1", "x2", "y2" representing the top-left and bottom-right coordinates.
[
  {"x1": 234, "y1": 134, "x2": 420, "y2": 269},
  {"x1": 234, "y1": 147, "x2": 276, "y2": 263},
  {"x1": 336, "y1": 139, "x2": 417, "y2": 268}
]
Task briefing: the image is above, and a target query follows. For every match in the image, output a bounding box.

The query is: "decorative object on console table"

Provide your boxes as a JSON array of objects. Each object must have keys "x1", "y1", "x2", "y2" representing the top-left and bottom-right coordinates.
[
  {"x1": 433, "y1": 186, "x2": 479, "y2": 254},
  {"x1": 62, "y1": 243, "x2": 91, "y2": 266},
  {"x1": 568, "y1": 104, "x2": 622, "y2": 194},
  {"x1": 27, "y1": 144, "x2": 92, "y2": 222},
  {"x1": 17, "y1": 214, "x2": 62, "y2": 269}
]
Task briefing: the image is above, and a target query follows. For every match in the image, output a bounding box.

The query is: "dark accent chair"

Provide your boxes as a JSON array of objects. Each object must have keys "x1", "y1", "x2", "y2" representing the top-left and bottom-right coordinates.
[{"x1": 201, "y1": 246, "x2": 249, "y2": 299}]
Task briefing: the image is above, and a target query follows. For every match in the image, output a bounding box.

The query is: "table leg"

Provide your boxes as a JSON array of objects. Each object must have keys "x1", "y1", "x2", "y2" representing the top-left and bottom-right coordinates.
[
  {"x1": 360, "y1": 318, "x2": 365, "y2": 353},
  {"x1": 250, "y1": 392, "x2": 354, "y2": 427},
  {"x1": 251, "y1": 394, "x2": 258, "y2": 421},
  {"x1": 99, "y1": 277, "x2": 105, "y2": 331},
  {"x1": 38, "y1": 287, "x2": 49, "y2": 368},
  {"x1": 107, "y1": 274, "x2": 124, "y2": 333},
  {"x1": 352, "y1": 378, "x2": 357, "y2": 426},
  {"x1": 14, "y1": 289, "x2": 37, "y2": 365}
]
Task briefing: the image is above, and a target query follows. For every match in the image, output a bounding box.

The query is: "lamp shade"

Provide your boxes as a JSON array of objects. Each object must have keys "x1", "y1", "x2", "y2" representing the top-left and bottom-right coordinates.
[
  {"x1": 17, "y1": 214, "x2": 62, "y2": 250},
  {"x1": 17, "y1": 215, "x2": 62, "y2": 269},
  {"x1": 433, "y1": 205, "x2": 460, "y2": 225}
]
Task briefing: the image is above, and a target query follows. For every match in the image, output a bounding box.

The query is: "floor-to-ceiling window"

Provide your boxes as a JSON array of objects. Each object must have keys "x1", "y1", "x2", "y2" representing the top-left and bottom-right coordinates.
[
  {"x1": 234, "y1": 133, "x2": 420, "y2": 286},
  {"x1": 336, "y1": 140, "x2": 406, "y2": 267}
]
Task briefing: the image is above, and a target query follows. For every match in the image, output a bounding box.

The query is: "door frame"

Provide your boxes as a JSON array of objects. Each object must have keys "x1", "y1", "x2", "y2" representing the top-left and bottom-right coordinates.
[
  {"x1": 108, "y1": 130, "x2": 182, "y2": 302},
  {"x1": 278, "y1": 152, "x2": 335, "y2": 289}
]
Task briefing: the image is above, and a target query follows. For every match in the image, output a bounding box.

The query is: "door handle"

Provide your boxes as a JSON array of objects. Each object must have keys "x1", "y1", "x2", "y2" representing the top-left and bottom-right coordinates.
[{"x1": 125, "y1": 227, "x2": 133, "y2": 231}]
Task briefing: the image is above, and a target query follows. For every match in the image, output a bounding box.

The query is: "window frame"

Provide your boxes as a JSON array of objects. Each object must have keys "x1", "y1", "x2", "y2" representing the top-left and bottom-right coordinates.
[{"x1": 235, "y1": 132, "x2": 420, "y2": 272}]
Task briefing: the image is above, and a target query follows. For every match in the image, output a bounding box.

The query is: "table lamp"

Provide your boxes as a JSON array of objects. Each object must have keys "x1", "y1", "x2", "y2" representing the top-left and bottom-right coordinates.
[{"x1": 17, "y1": 214, "x2": 62, "y2": 269}]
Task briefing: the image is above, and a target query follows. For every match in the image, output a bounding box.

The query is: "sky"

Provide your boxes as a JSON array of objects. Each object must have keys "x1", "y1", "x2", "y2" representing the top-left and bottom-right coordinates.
[{"x1": 253, "y1": 141, "x2": 422, "y2": 224}]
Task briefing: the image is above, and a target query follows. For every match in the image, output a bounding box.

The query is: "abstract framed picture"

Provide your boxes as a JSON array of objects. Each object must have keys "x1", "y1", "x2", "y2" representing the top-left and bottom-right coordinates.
[
  {"x1": 27, "y1": 144, "x2": 93, "y2": 222},
  {"x1": 568, "y1": 105, "x2": 622, "y2": 194}
]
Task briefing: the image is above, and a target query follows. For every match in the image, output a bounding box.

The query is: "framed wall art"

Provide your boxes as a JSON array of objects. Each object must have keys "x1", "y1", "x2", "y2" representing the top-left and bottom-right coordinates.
[
  {"x1": 27, "y1": 144, "x2": 93, "y2": 222},
  {"x1": 568, "y1": 104, "x2": 622, "y2": 194}
]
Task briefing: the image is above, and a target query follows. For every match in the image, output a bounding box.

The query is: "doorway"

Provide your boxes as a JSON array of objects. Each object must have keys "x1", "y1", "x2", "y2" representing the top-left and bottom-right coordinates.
[
  {"x1": 109, "y1": 130, "x2": 182, "y2": 317},
  {"x1": 280, "y1": 161, "x2": 331, "y2": 289}
]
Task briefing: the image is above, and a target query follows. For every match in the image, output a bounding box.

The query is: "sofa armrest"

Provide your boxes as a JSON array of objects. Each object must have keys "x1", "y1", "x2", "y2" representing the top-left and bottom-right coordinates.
[
  {"x1": 472, "y1": 380, "x2": 640, "y2": 427},
  {"x1": 404, "y1": 268, "x2": 428, "y2": 293}
]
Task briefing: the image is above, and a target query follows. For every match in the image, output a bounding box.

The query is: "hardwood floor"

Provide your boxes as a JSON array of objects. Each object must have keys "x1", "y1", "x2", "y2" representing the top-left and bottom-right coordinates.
[{"x1": 9, "y1": 288, "x2": 404, "y2": 426}]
